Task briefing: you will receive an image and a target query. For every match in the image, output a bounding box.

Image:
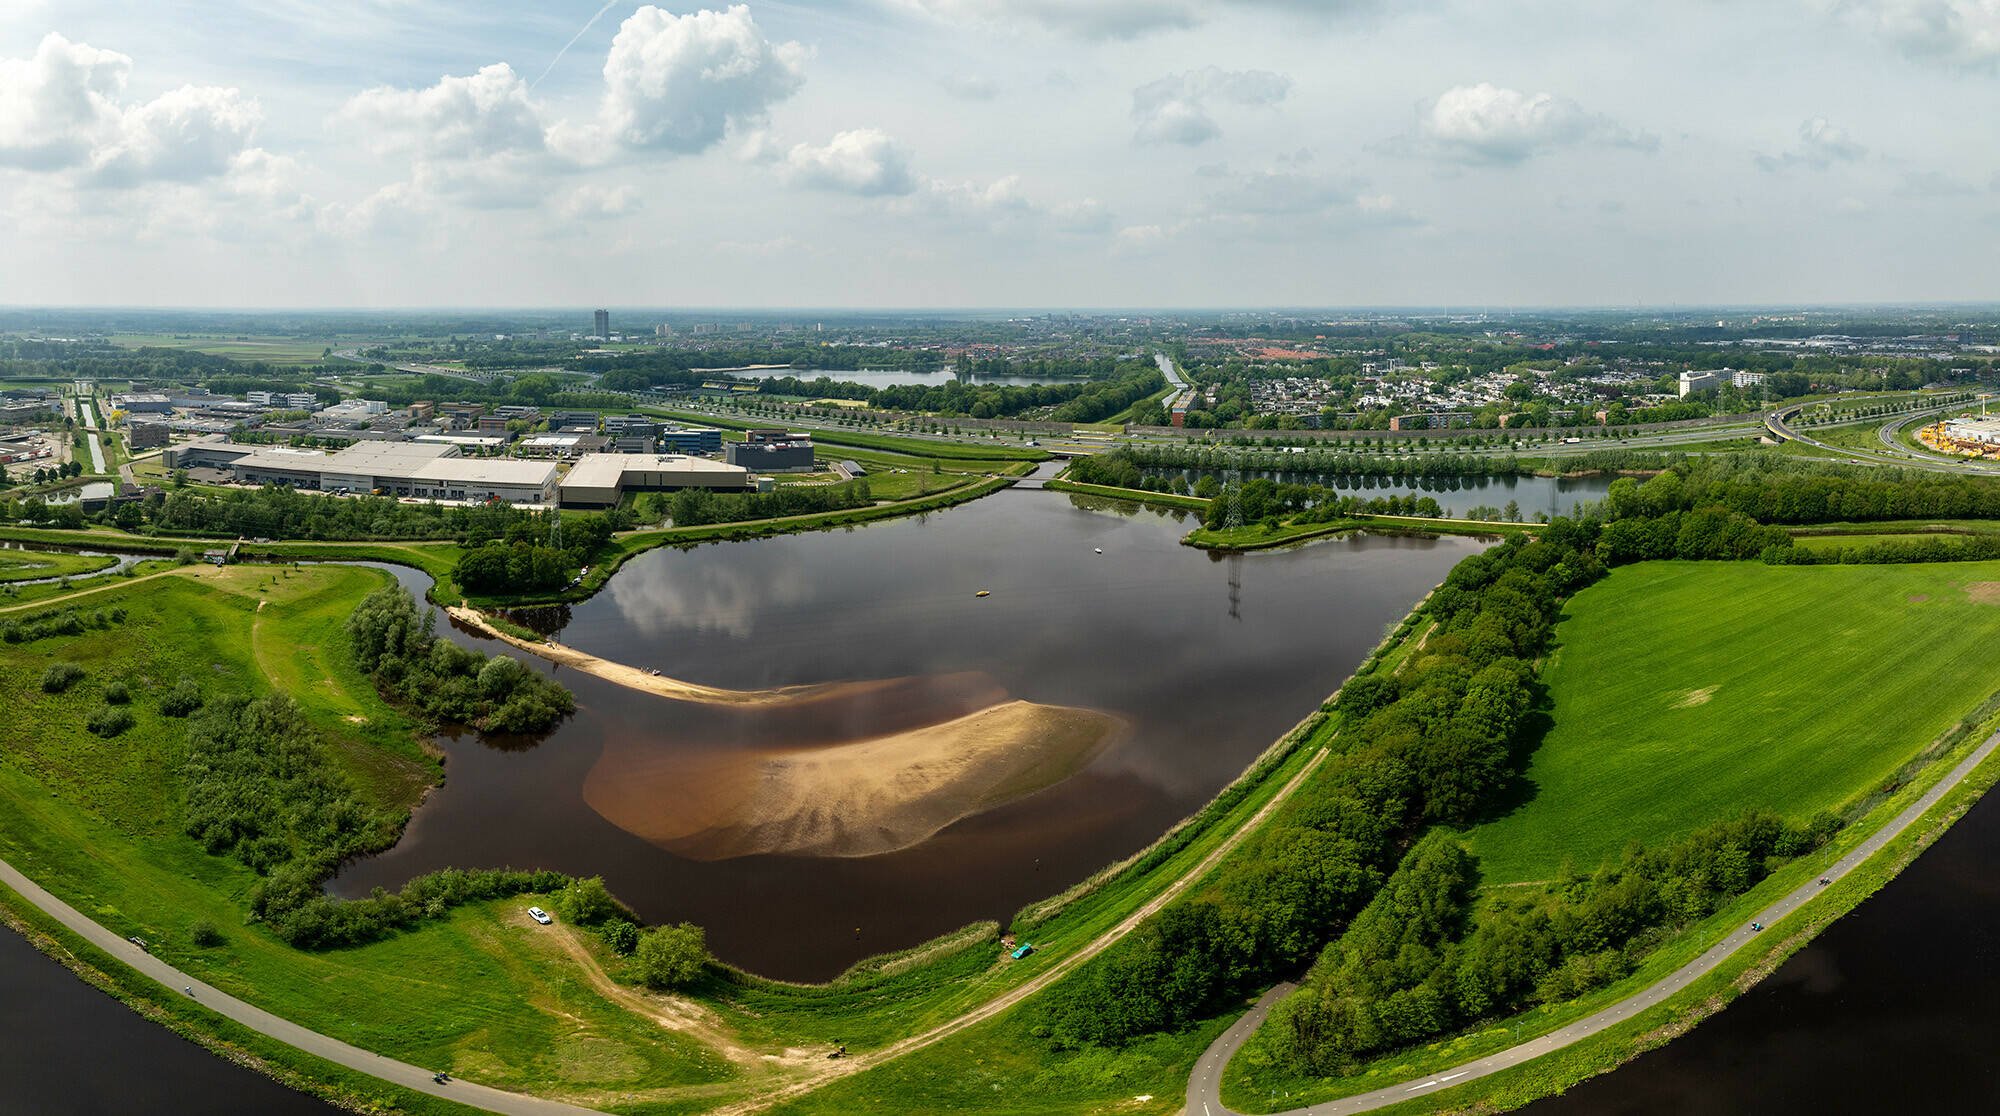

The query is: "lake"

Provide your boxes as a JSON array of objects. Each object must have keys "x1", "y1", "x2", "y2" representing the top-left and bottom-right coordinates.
[{"x1": 335, "y1": 488, "x2": 1486, "y2": 980}]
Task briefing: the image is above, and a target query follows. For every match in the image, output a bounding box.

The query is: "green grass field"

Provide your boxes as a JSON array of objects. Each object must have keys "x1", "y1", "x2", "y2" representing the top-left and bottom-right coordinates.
[
  {"x1": 0, "y1": 564, "x2": 739, "y2": 1103},
  {"x1": 0, "y1": 549, "x2": 117, "y2": 582},
  {"x1": 1468, "y1": 559, "x2": 2000, "y2": 884}
]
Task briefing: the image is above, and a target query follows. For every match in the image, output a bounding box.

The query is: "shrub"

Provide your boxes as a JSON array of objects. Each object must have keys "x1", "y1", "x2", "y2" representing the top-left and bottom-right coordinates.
[
  {"x1": 102, "y1": 680, "x2": 131, "y2": 705},
  {"x1": 634, "y1": 923, "x2": 708, "y2": 990},
  {"x1": 554, "y1": 876, "x2": 621, "y2": 926},
  {"x1": 41, "y1": 662, "x2": 84, "y2": 693},
  {"x1": 189, "y1": 920, "x2": 224, "y2": 948},
  {"x1": 601, "y1": 918, "x2": 640, "y2": 956},
  {"x1": 159, "y1": 677, "x2": 204, "y2": 717},
  {"x1": 85, "y1": 704, "x2": 133, "y2": 737}
]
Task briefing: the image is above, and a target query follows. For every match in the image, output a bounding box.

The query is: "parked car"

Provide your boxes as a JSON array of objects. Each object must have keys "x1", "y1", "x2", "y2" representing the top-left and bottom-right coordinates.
[
  {"x1": 126, "y1": 935, "x2": 149, "y2": 952},
  {"x1": 527, "y1": 906, "x2": 552, "y2": 925}
]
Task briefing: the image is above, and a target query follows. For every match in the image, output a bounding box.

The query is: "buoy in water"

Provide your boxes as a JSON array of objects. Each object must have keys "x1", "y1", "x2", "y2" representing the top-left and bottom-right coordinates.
[{"x1": 975, "y1": 589, "x2": 991, "y2": 597}]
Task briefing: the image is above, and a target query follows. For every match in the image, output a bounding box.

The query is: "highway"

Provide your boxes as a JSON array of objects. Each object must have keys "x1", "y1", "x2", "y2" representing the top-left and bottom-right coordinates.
[{"x1": 1185, "y1": 722, "x2": 2000, "y2": 1116}]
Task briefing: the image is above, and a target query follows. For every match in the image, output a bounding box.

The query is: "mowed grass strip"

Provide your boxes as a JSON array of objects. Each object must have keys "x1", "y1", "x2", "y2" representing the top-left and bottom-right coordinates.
[{"x1": 1469, "y1": 559, "x2": 2000, "y2": 884}]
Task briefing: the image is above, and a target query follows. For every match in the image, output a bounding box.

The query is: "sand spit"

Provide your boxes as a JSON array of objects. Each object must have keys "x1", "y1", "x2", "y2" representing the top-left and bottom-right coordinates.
[
  {"x1": 449, "y1": 605, "x2": 868, "y2": 706},
  {"x1": 583, "y1": 700, "x2": 1125, "y2": 860}
]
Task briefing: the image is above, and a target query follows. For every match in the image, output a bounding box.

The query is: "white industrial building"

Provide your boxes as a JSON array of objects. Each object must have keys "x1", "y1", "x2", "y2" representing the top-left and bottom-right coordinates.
[
  {"x1": 166, "y1": 435, "x2": 559, "y2": 504},
  {"x1": 558, "y1": 453, "x2": 752, "y2": 508}
]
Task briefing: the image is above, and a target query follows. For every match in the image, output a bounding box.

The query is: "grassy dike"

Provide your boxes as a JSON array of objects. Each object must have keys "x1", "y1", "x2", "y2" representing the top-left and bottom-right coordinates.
[
  {"x1": 1301, "y1": 703, "x2": 2000, "y2": 1116},
  {"x1": 1213, "y1": 560, "x2": 2000, "y2": 1113}
]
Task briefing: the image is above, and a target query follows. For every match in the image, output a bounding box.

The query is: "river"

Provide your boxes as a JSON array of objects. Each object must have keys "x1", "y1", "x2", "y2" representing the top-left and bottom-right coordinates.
[{"x1": 334, "y1": 488, "x2": 1485, "y2": 980}]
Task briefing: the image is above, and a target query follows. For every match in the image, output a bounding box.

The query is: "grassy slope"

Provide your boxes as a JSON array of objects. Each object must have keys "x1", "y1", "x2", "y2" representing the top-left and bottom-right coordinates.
[
  {"x1": 1470, "y1": 559, "x2": 2000, "y2": 884},
  {"x1": 0, "y1": 566, "x2": 736, "y2": 1104}
]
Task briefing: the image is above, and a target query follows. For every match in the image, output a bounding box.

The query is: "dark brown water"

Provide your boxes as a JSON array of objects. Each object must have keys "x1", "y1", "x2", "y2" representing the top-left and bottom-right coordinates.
[
  {"x1": 0, "y1": 925, "x2": 335, "y2": 1114},
  {"x1": 1530, "y1": 784, "x2": 2000, "y2": 1114},
  {"x1": 335, "y1": 490, "x2": 1484, "y2": 980}
]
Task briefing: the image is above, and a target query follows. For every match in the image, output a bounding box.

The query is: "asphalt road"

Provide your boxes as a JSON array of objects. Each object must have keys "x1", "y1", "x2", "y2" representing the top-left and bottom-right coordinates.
[
  {"x1": 0, "y1": 857, "x2": 600, "y2": 1116},
  {"x1": 1185, "y1": 723, "x2": 2000, "y2": 1116}
]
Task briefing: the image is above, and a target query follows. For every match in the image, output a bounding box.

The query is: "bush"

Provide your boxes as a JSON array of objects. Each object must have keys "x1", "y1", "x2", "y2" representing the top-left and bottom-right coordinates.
[
  {"x1": 41, "y1": 662, "x2": 83, "y2": 693},
  {"x1": 189, "y1": 920, "x2": 224, "y2": 948},
  {"x1": 634, "y1": 923, "x2": 708, "y2": 990},
  {"x1": 102, "y1": 680, "x2": 131, "y2": 705},
  {"x1": 159, "y1": 677, "x2": 204, "y2": 717},
  {"x1": 601, "y1": 918, "x2": 640, "y2": 956},
  {"x1": 85, "y1": 704, "x2": 133, "y2": 737},
  {"x1": 554, "y1": 876, "x2": 622, "y2": 926}
]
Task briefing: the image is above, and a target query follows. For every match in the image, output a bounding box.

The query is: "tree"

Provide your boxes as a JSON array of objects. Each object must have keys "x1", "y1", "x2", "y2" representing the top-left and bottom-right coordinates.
[
  {"x1": 634, "y1": 922, "x2": 708, "y2": 990},
  {"x1": 554, "y1": 876, "x2": 620, "y2": 926}
]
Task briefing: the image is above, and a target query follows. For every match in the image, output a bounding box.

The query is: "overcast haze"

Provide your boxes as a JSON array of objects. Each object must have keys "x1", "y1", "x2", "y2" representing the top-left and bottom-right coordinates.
[{"x1": 3, "y1": 0, "x2": 1997, "y2": 308}]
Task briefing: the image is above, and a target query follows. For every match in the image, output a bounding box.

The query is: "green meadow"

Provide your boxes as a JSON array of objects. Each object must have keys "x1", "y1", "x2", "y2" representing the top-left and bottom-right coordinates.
[{"x1": 1469, "y1": 559, "x2": 2000, "y2": 884}]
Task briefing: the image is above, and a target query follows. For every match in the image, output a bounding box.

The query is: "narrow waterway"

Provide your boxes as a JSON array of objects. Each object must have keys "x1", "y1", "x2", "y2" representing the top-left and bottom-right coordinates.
[
  {"x1": 1529, "y1": 782, "x2": 2000, "y2": 1114},
  {"x1": 0, "y1": 924, "x2": 335, "y2": 1114}
]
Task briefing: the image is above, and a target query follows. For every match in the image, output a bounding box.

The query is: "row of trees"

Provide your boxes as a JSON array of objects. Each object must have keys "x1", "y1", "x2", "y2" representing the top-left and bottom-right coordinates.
[
  {"x1": 1603, "y1": 456, "x2": 2000, "y2": 525},
  {"x1": 139, "y1": 485, "x2": 631, "y2": 546},
  {"x1": 1036, "y1": 523, "x2": 1598, "y2": 1048},
  {"x1": 1072, "y1": 446, "x2": 1526, "y2": 482},
  {"x1": 647, "y1": 479, "x2": 873, "y2": 528},
  {"x1": 1266, "y1": 811, "x2": 1832, "y2": 1073}
]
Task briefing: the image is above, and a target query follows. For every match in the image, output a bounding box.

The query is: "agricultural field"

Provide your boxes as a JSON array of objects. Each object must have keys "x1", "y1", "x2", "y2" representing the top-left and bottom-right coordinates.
[
  {"x1": 109, "y1": 334, "x2": 334, "y2": 366},
  {"x1": 1468, "y1": 559, "x2": 2000, "y2": 884}
]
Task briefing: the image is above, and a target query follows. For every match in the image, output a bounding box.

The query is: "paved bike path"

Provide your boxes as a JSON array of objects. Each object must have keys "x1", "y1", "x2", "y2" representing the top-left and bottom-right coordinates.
[{"x1": 1188, "y1": 725, "x2": 2000, "y2": 1115}]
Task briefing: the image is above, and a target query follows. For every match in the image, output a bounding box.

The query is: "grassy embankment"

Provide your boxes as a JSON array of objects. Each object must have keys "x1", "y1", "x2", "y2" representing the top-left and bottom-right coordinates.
[
  {"x1": 1219, "y1": 557, "x2": 2000, "y2": 1112},
  {"x1": 0, "y1": 548, "x2": 118, "y2": 581},
  {"x1": 0, "y1": 564, "x2": 740, "y2": 1107}
]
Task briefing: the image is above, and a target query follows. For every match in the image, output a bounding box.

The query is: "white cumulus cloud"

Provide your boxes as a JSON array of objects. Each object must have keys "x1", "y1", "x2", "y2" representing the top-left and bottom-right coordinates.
[
  {"x1": 0, "y1": 33, "x2": 261, "y2": 185},
  {"x1": 339, "y1": 63, "x2": 546, "y2": 159},
  {"x1": 784, "y1": 128, "x2": 918, "y2": 195},
  {"x1": 1415, "y1": 82, "x2": 1655, "y2": 164},
  {"x1": 1132, "y1": 67, "x2": 1291, "y2": 145},
  {"x1": 598, "y1": 4, "x2": 807, "y2": 155}
]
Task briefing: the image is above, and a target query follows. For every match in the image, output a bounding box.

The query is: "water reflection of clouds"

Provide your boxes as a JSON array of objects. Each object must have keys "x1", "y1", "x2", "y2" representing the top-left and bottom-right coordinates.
[{"x1": 607, "y1": 555, "x2": 817, "y2": 640}]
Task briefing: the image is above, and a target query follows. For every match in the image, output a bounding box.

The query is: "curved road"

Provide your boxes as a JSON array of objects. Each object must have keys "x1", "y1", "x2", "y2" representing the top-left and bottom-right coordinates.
[
  {"x1": 1187, "y1": 722, "x2": 2000, "y2": 1116},
  {"x1": 0, "y1": 858, "x2": 597, "y2": 1116}
]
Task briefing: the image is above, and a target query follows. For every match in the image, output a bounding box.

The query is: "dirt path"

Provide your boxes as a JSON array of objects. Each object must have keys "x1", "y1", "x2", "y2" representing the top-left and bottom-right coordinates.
[
  {"x1": 546, "y1": 926, "x2": 805, "y2": 1071},
  {"x1": 705, "y1": 744, "x2": 1334, "y2": 1116}
]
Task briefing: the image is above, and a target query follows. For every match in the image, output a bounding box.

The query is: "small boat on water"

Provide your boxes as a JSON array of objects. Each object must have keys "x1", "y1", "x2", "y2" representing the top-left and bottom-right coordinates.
[
  {"x1": 1093, "y1": 547, "x2": 1102, "y2": 554},
  {"x1": 975, "y1": 589, "x2": 991, "y2": 597}
]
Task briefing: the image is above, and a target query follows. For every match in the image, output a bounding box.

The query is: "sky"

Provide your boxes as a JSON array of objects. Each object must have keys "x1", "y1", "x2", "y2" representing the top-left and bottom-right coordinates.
[{"x1": 2, "y1": 0, "x2": 1998, "y2": 309}]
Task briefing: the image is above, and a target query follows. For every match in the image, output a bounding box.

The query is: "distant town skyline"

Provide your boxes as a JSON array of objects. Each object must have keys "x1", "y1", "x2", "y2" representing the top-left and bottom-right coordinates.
[{"x1": 4, "y1": 1, "x2": 1999, "y2": 308}]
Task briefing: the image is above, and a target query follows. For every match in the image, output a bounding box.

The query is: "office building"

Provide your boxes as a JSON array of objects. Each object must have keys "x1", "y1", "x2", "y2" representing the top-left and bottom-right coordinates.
[
  {"x1": 594, "y1": 309, "x2": 610, "y2": 339},
  {"x1": 558, "y1": 453, "x2": 753, "y2": 508}
]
